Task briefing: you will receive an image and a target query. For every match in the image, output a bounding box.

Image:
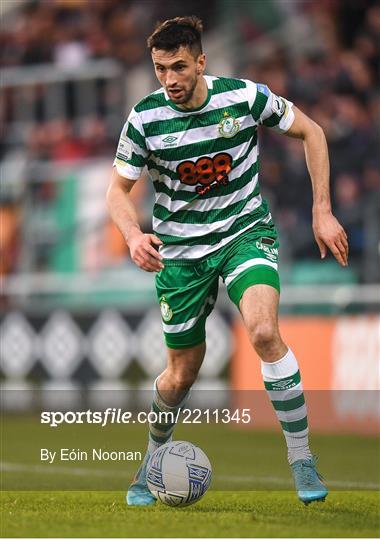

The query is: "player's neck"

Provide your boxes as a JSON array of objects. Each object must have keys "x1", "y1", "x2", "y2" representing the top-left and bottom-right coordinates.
[{"x1": 178, "y1": 76, "x2": 208, "y2": 111}]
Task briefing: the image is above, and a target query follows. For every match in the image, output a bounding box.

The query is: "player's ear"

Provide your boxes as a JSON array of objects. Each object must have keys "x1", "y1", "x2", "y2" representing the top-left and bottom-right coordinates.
[{"x1": 197, "y1": 53, "x2": 206, "y2": 75}]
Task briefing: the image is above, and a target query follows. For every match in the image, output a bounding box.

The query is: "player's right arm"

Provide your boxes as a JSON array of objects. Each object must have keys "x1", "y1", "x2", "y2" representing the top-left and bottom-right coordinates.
[
  {"x1": 106, "y1": 168, "x2": 164, "y2": 272},
  {"x1": 107, "y1": 107, "x2": 164, "y2": 273}
]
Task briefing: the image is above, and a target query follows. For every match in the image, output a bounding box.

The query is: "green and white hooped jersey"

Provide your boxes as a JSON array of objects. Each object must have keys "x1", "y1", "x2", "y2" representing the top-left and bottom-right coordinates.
[{"x1": 114, "y1": 76, "x2": 294, "y2": 260}]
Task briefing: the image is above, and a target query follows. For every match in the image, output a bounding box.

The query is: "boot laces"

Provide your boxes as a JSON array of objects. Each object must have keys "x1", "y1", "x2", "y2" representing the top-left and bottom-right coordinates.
[{"x1": 301, "y1": 457, "x2": 324, "y2": 486}]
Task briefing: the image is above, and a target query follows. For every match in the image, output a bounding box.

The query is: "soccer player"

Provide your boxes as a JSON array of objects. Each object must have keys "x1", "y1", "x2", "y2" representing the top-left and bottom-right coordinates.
[{"x1": 107, "y1": 16, "x2": 348, "y2": 506}]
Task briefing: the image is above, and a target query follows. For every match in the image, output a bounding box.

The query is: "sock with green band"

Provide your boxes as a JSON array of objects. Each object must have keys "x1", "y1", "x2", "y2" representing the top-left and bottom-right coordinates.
[
  {"x1": 261, "y1": 348, "x2": 312, "y2": 465},
  {"x1": 147, "y1": 377, "x2": 189, "y2": 455}
]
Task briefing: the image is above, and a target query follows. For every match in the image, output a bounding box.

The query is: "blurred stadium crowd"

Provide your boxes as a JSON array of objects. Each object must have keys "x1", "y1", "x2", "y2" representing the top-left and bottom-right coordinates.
[{"x1": 1, "y1": 0, "x2": 379, "y2": 282}]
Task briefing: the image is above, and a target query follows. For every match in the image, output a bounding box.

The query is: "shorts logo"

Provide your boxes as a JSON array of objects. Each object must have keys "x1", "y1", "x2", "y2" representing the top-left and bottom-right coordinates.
[
  {"x1": 256, "y1": 240, "x2": 278, "y2": 262},
  {"x1": 218, "y1": 112, "x2": 240, "y2": 138},
  {"x1": 160, "y1": 297, "x2": 173, "y2": 322}
]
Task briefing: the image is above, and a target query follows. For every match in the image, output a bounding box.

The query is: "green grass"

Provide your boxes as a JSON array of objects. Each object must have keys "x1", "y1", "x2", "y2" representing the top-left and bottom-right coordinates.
[
  {"x1": 1, "y1": 416, "x2": 379, "y2": 537},
  {"x1": 2, "y1": 417, "x2": 379, "y2": 491},
  {"x1": 1, "y1": 490, "x2": 379, "y2": 537}
]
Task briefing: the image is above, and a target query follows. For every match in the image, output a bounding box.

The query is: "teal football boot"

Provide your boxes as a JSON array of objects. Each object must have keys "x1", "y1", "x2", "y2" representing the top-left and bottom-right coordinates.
[
  {"x1": 126, "y1": 452, "x2": 156, "y2": 506},
  {"x1": 291, "y1": 456, "x2": 328, "y2": 505}
]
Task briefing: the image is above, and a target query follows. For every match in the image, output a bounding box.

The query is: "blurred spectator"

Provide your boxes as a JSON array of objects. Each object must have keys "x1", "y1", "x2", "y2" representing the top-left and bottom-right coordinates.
[
  {"x1": 54, "y1": 27, "x2": 90, "y2": 69},
  {"x1": 334, "y1": 173, "x2": 365, "y2": 259},
  {"x1": 0, "y1": 205, "x2": 21, "y2": 276},
  {"x1": 79, "y1": 116, "x2": 113, "y2": 157},
  {"x1": 238, "y1": 0, "x2": 379, "y2": 269},
  {"x1": 48, "y1": 119, "x2": 89, "y2": 162}
]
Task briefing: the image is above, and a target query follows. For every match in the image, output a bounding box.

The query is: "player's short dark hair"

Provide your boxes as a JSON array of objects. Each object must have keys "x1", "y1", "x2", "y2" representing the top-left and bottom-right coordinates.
[{"x1": 147, "y1": 16, "x2": 203, "y2": 58}]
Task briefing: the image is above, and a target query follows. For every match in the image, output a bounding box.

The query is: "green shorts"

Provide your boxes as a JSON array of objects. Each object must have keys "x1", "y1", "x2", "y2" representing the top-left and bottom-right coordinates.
[{"x1": 155, "y1": 223, "x2": 280, "y2": 349}]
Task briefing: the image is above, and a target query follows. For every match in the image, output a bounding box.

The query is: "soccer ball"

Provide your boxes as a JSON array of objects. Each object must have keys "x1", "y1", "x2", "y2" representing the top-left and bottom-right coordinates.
[{"x1": 146, "y1": 440, "x2": 212, "y2": 507}]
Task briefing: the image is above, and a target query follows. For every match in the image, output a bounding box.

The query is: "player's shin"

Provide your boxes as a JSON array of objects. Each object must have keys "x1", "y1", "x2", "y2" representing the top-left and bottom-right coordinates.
[
  {"x1": 261, "y1": 348, "x2": 312, "y2": 464},
  {"x1": 127, "y1": 377, "x2": 189, "y2": 505},
  {"x1": 147, "y1": 376, "x2": 189, "y2": 455}
]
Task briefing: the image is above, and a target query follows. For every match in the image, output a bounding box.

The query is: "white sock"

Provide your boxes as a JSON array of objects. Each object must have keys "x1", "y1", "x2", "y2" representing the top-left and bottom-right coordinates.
[
  {"x1": 261, "y1": 348, "x2": 312, "y2": 464},
  {"x1": 147, "y1": 377, "x2": 189, "y2": 455}
]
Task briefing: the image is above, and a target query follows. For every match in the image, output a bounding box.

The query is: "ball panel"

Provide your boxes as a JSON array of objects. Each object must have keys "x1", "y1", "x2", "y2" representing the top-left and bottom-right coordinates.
[
  {"x1": 146, "y1": 440, "x2": 212, "y2": 507},
  {"x1": 167, "y1": 441, "x2": 196, "y2": 460},
  {"x1": 157, "y1": 491, "x2": 186, "y2": 506},
  {"x1": 162, "y1": 470, "x2": 189, "y2": 492}
]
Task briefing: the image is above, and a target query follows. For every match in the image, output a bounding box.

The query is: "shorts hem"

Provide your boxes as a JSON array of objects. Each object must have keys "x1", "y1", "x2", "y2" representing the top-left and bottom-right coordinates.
[
  {"x1": 164, "y1": 335, "x2": 206, "y2": 350},
  {"x1": 163, "y1": 319, "x2": 206, "y2": 350},
  {"x1": 165, "y1": 336, "x2": 206, "y2": 350},
  {"x1": 227, "y1": 266, "x2": 280, "y2": 307}
]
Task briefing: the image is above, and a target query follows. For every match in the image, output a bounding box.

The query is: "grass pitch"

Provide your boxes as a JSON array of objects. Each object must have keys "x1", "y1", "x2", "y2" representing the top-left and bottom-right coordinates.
[
  {"x1": 1, "y1": 490, "x2": 379, "y2": 537},
  {"x1": 1, "y1": 416, "x2": 379, "y2": 537}
]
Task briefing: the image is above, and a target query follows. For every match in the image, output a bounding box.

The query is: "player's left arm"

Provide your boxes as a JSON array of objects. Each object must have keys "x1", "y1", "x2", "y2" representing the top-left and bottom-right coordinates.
[{"x1": 284, "y1": 106, "x2": 349, "y2": 267}]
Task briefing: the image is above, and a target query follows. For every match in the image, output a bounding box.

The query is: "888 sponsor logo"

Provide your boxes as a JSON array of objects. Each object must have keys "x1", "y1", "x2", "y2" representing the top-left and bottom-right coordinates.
[{"x1": 176, "y1": 153, "x2": 232, "y2": 196}]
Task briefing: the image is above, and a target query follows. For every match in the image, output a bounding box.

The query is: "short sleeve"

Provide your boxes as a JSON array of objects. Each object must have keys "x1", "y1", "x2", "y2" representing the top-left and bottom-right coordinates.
[
  {"x1": 113, "y1": 109, "x2": 148, "y2": 180},
  {"x1": 246, "y1": 81, "x2": 295, "y2": 133}
]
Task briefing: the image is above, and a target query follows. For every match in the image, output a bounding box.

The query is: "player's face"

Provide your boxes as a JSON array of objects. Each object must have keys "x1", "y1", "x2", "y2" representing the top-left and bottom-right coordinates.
[{"x1": 152, "y1": 46, "x2": 205, "y2": 105}]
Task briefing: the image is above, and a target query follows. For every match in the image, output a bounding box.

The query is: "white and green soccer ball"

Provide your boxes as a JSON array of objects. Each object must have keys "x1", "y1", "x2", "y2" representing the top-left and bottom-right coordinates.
[{"x1": 146, "y1": 441, "x2": 212, "y2": 507}]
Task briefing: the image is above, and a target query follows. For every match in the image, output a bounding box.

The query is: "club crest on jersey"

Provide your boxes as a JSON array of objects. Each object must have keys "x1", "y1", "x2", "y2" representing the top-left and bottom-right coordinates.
[
  {"x1": 160, "y1": 296, "x2": 173, "y2": 322},
  {"x1": 218, "y1": 112, "x2": 240, "y2": 138}
]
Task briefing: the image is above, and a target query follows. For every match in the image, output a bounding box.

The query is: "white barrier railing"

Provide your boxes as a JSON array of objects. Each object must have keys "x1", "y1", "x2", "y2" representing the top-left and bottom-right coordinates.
[
  {"x1": 1, "y1": 272, "x2": 379, "y2": 309},
  {"x1": 1, "y1": 59, "x2": 125, "y2": 146}
]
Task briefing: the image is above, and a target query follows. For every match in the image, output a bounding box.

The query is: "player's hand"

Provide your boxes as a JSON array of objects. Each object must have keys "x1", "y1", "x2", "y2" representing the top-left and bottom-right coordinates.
[
  {"x1": 312, "y1": 209, "x2": 349, "y2": 267},
  {"x1": 128, "y1": 228, "x2": 164, "y2": 272}
]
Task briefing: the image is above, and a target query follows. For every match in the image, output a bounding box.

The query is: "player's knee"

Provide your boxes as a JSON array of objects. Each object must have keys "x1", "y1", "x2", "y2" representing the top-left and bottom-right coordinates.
[
  {"x1": 170, "y1": 371, "x2": 196, "y2": 393},
  {"x1": 166, "y1": 362, "x2": 198, "y2": 392},
  {"x1": 249, "y1": 322, "x2": 278, "y2": 354},
  {"x1": 157, "y1": 367, "x2": 195, "y2": 405},
  {"x1": 166, "y1": 345, "x2": 204, "y2": 391}
]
